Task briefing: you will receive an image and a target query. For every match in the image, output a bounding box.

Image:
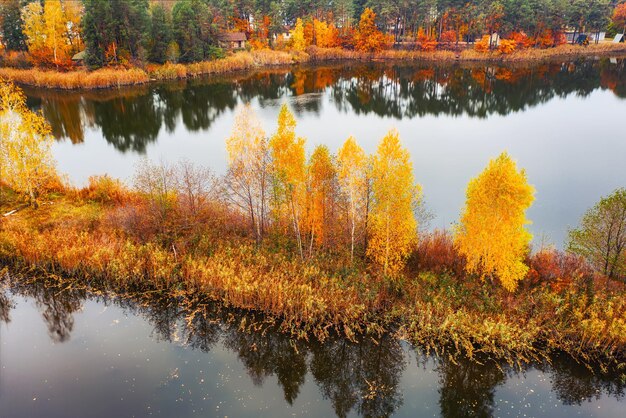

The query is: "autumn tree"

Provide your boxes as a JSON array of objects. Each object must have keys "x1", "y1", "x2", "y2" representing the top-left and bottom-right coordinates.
[
  {"x1": 0, "y1": 80, "x2": 57, "y2": 207},
  {"x1": 613, "y1": 2, "x2": 626, "y2": 35},
  {"x1": 455, "y1": 152, "x2": 535, "y2": 292},
  {"x1": 354, "y1": 8, "x2": 389, "y2": 53},
  {"x1": 290, "y1": 17, "x2": 306, "y2": 51},
  {"x1": 224, "y1": 103, "x2": 270, "y2": 244},
  {"x1": 22, "y1": 0, "x2": 80, "y2": 68},
  {"x1": 306, "y1": 144, "x2": 337, "y2": 253},
  {"x1": 313, "y1": 19, "x2": 339, "y2": 48},
  {"x1": 269, "y1": 104, "x2": 307, "y2": 259},
  {"x1": 367, "y1": 130, "x2": 421, "y2": 275},
  {"x1": 337, "y1": 136, "x2": 368, "y2": 263},
  {"x1": 568, "y1": 188, "x2": 626, "y2": 281}
]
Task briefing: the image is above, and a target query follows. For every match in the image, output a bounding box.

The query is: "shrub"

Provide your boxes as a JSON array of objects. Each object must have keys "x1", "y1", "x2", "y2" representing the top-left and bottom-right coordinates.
[
  {"x1": 412, "y1": 230, "x2": 465, "y2": 276},
  {"x1": 474, "y1": 35, "x2": 491, "y2": 52},
  {"x1": 417, "y1": 28, "x2": 438, "y2": 51},
  {"x1": 526, "y1": 248, "x2": 593, "y2": 292},
  {"x1": 440, "y1": 30, "x2": 457, "y2": 48},
  {"x1": 81, "y1": 175, "x2": 130, "y2": 205},
  {"x1": 498, "y1": 39, "x2": 517, "y2": 54}
]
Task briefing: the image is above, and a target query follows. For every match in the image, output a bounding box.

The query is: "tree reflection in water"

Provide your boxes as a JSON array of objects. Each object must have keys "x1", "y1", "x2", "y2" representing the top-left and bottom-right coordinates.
[
  {"x1": 23, "y1": 58, "x2": 626, "y2": 154},
  {"x1": 1, "y1": 276, "x2": 624, "y2": 417}
]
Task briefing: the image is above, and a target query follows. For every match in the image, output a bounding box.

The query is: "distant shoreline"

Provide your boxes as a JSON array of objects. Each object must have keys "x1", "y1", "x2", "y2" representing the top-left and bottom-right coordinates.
[{"x1": 1, "y1": 44, "x2": 626, "y2": 91}]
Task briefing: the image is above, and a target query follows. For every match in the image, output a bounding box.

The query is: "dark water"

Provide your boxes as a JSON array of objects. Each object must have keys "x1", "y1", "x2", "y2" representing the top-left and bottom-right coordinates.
[
  {"x1": 24, "y1": 58, "x2": 626, "y2": 249},
  {"x1": 0, "y1": 278, "x2": 624, "y2": 418}
]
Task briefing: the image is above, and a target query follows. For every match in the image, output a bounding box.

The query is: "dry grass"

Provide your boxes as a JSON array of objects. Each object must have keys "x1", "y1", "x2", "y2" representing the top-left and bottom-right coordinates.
[
  {"x1": 306, "y1": 46, "x2": 457, "y2": 62},
  {"x1": 460, "y1": 42, "x2": 626, "y2": 62},
  {"x1": 0, "y1": 67, "x2": 149, "y2": 89}
]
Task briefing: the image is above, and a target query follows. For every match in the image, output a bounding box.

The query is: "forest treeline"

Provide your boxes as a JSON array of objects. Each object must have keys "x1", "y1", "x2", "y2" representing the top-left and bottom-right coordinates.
[
  {"x1": 1, "y1": 0, "x2": 626, "y2": 70},
  {"x1": 1, "y1": 78, "x2": 625, "y2": 366}
]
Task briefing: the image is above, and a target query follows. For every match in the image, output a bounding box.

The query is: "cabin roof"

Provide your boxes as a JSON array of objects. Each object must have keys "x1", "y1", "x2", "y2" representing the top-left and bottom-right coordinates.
[
  {"x1": 218, "y1": 32, "x2": 247, "y2": 42},
  {"x1": 72, "y1": 51, "x2": 86, "y2": 61}
]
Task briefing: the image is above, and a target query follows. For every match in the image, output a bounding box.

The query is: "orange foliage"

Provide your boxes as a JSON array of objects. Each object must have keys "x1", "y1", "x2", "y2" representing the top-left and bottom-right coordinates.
[
  {"x1": 536, "y1": 30, "x2": 565, "y2": 49},
  {"x1": 511, "y1": 31, "x2": 532, "y2": 48},
  {"x1": 613, "y1": 3, "x2": 626, "y2": 31},
  {"x1": 440, "y1": 30, "x2": 457, "y2": 47},
  {"x1": 414, "y1": 230, "x2": 465, "y2": 276},
  {"x1": 304, "y1": 21, "x2": 314, "y2": 47},
  {"x1": 526, "y1": 249, "x2": 592, "y2": 292},
  {"x1": 354, "y1": 8, "x2": 391, "y2": 53},
  {"x1": 474, "y1": 35, "x2": 491, "y2": 52},
  {"x1": 498, "y1": 39, "x2": 516, "y2": 54},
  {"x1": 417, "y1": 28, "x2": 437, "y2": 51}
]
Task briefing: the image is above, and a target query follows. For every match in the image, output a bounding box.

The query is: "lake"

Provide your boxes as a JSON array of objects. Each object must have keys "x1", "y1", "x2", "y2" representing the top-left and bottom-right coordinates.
[
  {"x1": 23, "y1": 57, "x2": 626, "y2": 249},
  {"x1": 0, "y1": 276, "x2": 624, "y2": 418}
]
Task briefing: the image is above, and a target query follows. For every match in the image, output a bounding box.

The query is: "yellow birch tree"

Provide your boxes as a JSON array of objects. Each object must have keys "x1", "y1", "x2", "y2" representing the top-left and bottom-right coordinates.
[
  {"x1": 337, "y1": 136, "x2": 367, "y2": 263},
  {"x1": 22, "y1": 0, "x2": 76, "y2": 68},
  {"x1": 454, "y1": 152, "x2": 535, "y2": 291},
  {"x1": 0, "y1": 80, "x2": 56, "y2": 207},
  {"x1": 367, "y1": 130, "x2": 421, "y2": 274},
  {"x1": 290, "y1": 18, "x2": 306, "y2": 52},
  {"x1": 269, "y1": 104, "x2": 307, "y2": 259},
  {"x1": 224, "y1": 103, "x2": 270, "y2": 244},
  {"x1": 306, "y1": 144, "x2": 337, "y2": 254}
]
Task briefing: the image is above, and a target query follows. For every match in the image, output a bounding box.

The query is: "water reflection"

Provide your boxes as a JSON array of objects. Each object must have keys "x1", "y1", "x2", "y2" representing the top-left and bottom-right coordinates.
[
  {"x1": 24, "y1": 58, "x2": 626, "y2": 154},
  {"x1": 1, "y1": 275, "x2": 624, "y2": 417}
]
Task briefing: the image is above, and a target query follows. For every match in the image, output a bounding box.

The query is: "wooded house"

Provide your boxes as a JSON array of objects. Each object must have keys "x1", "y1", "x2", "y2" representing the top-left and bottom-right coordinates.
[{"x1": 218, "y1": 32, "x2": 247, "y2": 50}]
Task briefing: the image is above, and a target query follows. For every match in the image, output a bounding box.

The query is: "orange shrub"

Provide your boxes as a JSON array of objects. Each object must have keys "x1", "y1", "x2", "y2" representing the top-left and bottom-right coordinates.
[
  {"x1": 80, "y1": 175, "x2": 131, "y2": 205},
  {"x1": 526, "y1": 249, "x2": 592, "y2": 292},
  {"x1": 417, "y1": 28, "x2": 438, "y2": 51},
  {"x1": 510, "y1": 31, "x2": 532, "y2": 48},
  {"x1": 474, "y1": 35, "x2": 491, "y2": 52},
  {"x1": 498, "y1": 39, "x2": 517, "y2": 54},
  {"x1": 412, "y1": 230, "x2": 465, "y2": 276},
  {"x1": 440, "y1": 30, "x2": 457, "y2": 47}
]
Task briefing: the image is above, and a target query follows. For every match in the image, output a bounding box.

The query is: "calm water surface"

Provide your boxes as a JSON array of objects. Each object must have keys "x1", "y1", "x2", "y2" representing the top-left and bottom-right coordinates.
[
  {"x1": 0, "y1": 278, "x2": 624, "y2": 417},
  {"x1": 24, "y1": 57, "x2": 626, "y2": 248}
]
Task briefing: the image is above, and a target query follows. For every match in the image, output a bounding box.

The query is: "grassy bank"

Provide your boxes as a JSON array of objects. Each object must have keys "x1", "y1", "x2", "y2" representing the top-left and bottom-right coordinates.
[
  {"x1": 1, "y1": 44, "x2": 626, "y2": 90},
  {"x1": 1, "y1": 184, "x2": 624, "y2": 371}
]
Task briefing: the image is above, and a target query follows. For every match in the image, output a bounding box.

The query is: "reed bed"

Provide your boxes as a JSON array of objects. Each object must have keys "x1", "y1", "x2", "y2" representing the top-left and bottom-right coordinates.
[
  {"x1": 0, "y1": 188, "x2": 624, "y2": 371},
  {"x1": 460, "y1": 42, "x2": 626, "y2": 62},
  {"x1": 0, "y1": 67, "x2": 149, "y2": 89}
]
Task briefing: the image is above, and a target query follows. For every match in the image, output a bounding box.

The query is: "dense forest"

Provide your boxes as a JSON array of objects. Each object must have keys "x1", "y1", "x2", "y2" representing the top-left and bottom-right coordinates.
[{"x1": 0, "y1": 0, "x2": 625, "y2": 70}]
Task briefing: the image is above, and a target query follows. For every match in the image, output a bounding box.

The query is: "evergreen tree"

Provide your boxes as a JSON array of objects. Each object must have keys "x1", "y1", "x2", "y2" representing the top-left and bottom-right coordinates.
[
  {"x1": 149, "y1": 4, "x2": 171, "y2": 64},
  {"x1": 0, "y1": 0, "x2": 28, "y2": 51}
]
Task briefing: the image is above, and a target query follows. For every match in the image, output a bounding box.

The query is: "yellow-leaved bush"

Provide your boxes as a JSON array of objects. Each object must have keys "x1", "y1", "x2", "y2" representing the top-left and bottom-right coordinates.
[
  {"x1": 455, "y1": 152, "x2": 535, "y2": 291},
  {"x1": 0, "y1": 80, "x2": 57, "y2": 207}
]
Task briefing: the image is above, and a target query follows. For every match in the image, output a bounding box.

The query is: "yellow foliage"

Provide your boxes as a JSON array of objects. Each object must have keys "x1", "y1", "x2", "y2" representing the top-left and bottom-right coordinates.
[
  {"x1": 367, "y1": 130, "x2": 421, "y2": 274},
  {"x1": 354, "y1": 8, "x2": 391, "y2": 53},
  {"x1": 474, "y1": 35, "x2": 491, "y2": 52},
  {"x1": 21, "y1": 0, "x2": 80, "y2": 68},
  {"x1": 454, "y1": 152, "x2": 535, "y2": 291},
  {"x1": 306, "y1": 145, "x2": 336, "y2": 248},
  {"x1": 290, "y1": 18, "x2": 306, "y2": 52},
  {"x1": 337, "y1": 136, "x2": 367, "y2": 263},
  {"x1": 269, "y1": 104, "x2": 307, "y2": 257},
  {"x1": 313, "y1": 19, "x2": 339, "y2": 48},
  {"x1": 0, "y1": 80, "x2": 57, "y2": 206},
  {"x1": 499, "y1": 39, "x2": 517, "y2": 54}
]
